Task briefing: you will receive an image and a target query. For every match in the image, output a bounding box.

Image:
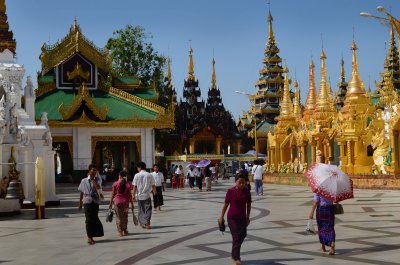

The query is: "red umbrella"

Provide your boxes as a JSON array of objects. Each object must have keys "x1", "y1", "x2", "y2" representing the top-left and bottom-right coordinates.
[{"x1": 305, "y1": 163, "x2": 354, "y2": 203}]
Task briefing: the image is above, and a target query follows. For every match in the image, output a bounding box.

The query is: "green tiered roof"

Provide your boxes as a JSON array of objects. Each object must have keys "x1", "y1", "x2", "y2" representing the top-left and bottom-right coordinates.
[{"x1": 35, "y1": 89, "x2": 158, "y2": 121}]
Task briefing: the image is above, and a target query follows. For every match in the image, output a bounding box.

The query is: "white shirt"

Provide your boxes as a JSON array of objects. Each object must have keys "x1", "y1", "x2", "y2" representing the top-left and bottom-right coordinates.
[
  {"x1": 132, "y1": 170, "x2": 155, "y2": 200},
  {"x1": 252, "y1": 165, "x2": 263, "y2": 180},
  {"x1": 151, "y1": 171, "x2": 164, "y2": 187},
  {"x1": 175, "y1": 167, "x2": 183, "y2": 175},
  {"x1": 193, "y1": 167, "x2": 201, "y2": 177}
]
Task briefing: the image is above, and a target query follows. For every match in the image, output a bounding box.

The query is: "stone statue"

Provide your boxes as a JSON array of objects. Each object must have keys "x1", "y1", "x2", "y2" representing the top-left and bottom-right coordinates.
[
  {"x1": 302, "y1": 162, "x2": 307, "y2": 173},
  {"x1": 9, "y1": 103, "x2": 18, "y2": 135},
  {"x1": 293, "y1": 158, "x2": 299, "y2": 173}
]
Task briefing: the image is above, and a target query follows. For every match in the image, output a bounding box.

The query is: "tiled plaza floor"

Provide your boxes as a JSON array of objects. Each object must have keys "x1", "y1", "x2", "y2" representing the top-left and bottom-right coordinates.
[{"x1": 1, "y1": 180, "x2": 400, "y2": 265}]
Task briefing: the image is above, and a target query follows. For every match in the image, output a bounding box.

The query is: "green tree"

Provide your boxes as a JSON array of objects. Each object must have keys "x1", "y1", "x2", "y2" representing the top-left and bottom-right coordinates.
[{"x1": 106, "y1": 25, "x2": 166, "y2": 86}]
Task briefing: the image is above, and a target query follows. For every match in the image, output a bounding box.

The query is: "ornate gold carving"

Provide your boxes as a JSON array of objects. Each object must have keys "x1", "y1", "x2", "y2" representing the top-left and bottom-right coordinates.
[
  {"x1": 53, "y1": 136, "x2": 73, "y2": 155},
  {"x1": 40, "y1": 21, "x2": 111, "y2": 74},
  {"x1": 58, "y1": 84, "x2": 109, "y2": 121},
  {"x1": 99, "y1": 86, "x2": 165, "y2": 115},
  {"x1": 35, "y1": 83, "x2": 56, "y2": 97},
  {"x1": 67, "y1": 62, "x2": 90, "y2": 82},
  {"x1": 91, "y1": 136, "x2": 141, "y2": 158}
]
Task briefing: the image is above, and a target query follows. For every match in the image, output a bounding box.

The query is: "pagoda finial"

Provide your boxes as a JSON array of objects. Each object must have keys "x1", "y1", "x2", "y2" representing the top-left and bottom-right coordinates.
[
  {"x1": 293, "y1": 79, "x2": 302, "y2": 119},
  {"x1": 187, "y1": 43, "x2": 195, "y2": 81},
  {"x1": 347, "y1": 39, "x2": 366, "y2": 94},
  {"x1": 280, "y1": 65, "x2": 293, "y2": 117},
  {"x1": 167, "y1": 56, "x2": 172, "y2": 85},
  {"x1": 268, "y1": 9, "x2": 275, "y2": 42},
  {"x1": 340, "y1": 56, "x2": 345, "y2": 82},
  {"x1": 74, "y1": 16, "x2": 77, "y2": 30},
  {"x1": 211, "y1": 57, "x2": 217, "y2": 89},
  {"x1": 303, "y1": 57, "x2": 317, "y2": 121},
  {"x1": 317, "y1": 49, "x2": 329, "y2": 104}
]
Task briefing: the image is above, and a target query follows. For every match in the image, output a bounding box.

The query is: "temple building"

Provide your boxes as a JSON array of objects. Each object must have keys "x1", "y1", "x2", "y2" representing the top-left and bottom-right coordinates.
[
  {"x1": 35, "y1": 20, "x2": 174, "y2": 180},
  {"x1": 237, "y1": 10, "x2": 289, "y2": 154},
  {"x1": 170, "y1": 47, "x2": 240, "y2": 157}
]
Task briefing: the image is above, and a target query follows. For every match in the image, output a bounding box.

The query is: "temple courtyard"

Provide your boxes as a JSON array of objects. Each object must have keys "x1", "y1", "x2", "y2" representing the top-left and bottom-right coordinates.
[{"x1": 0, "y1": 180, "x2": 400, "y2": 265}]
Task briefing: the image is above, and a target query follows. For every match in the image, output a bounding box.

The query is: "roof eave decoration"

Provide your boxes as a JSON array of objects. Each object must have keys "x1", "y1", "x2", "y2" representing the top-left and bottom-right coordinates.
[
  {"x1": 99, "y1": 86, "x2": 165, "y2": 115},
  {"x1": 58, "y1": 84, "x2": 109, "y2": 121},
  {"x1": 40, "y1": 19, "x2": 111, "y2": 74}
]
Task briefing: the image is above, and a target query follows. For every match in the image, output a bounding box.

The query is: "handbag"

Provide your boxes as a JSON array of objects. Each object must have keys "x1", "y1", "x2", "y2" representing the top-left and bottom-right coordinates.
[
  {"x1": 333, "y1": 203, "x2": 344, "y2": 215},
  {"x1": 306, "y1": 219, "x2": 316, "y2": 235},
  {"x1": 106, "y1": 209, "x2": 114, "y2": 222}
]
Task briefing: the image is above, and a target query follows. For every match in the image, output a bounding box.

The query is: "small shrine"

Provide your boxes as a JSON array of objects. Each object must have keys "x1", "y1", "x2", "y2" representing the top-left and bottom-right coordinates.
[{"x1": 35, "y1": 19, "x2": 174, "y2": 181}]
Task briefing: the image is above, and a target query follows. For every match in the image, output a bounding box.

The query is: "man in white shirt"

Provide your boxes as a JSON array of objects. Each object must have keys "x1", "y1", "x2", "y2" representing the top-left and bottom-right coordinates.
[
  {"x1": 132, "y1": 161, "x2": 156, "y2": 229},
  {"x1": 252, "y1": 160, "x2": 264, "y2": 196},
  {"x1": 151, "y1": 164, "x2": 164, "y2": 212}
]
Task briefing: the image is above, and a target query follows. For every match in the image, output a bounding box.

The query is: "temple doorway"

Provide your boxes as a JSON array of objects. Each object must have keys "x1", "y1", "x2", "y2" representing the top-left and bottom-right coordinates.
[{"x1": 92, "y1": 136, "x2": 140, "y2": 181}]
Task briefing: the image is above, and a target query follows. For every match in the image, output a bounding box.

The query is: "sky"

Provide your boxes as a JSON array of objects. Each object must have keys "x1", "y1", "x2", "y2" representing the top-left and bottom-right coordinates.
[{"x1": 5, "y1": 0, "x2": 399, "y2": 119}]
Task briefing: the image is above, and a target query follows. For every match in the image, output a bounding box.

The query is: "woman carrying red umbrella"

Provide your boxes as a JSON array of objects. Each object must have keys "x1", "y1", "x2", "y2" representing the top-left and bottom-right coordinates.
[
  {"x1": 309, "y1": 193, "x2": 335, "y2": 255},
  {"x1": 305, "y1": 152, "x2": 354, "y2": 255}
]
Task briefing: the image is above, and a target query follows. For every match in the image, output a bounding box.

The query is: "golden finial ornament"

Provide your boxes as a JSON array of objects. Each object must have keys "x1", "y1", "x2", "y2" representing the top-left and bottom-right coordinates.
[
  {"x1": 167, "y1": 57, "x2": 172, "y2": 85},
  {"x1": 303, "y1": 57, "x2": 317, "y2": 122},
  {"x1": 293, "y1": 80, "x2": 302, "y2": 119},
  {"x1": 279, "y1": 66, "x2": 293, "y2": 117},
  {"x1": 187, "y1": 45, "x2": 195, "y2": 81},
  {"x1": 268, "y1": 10, "x2": 275, "y2": 42},
  {"x1": 347, "y1": 40, "x2": 366, "y2": 95},
  {"x1": 211, "y1": 57, "x2": 217, "y2": 89}
]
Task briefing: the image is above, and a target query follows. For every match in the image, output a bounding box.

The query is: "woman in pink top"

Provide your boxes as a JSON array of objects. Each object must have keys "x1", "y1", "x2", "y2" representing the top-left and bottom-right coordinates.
[
  {"x1": 218, "y1": 173, "x2": 251, "y2": 265},
  {"x1": 109, "y1": 171, "x2": 133, "y2": 236}
]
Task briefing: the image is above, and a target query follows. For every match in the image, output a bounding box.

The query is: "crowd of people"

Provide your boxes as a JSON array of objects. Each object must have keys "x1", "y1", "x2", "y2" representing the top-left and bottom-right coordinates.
[{"x1": 78, "y1": 158, "x2": 336, "y2": 265}]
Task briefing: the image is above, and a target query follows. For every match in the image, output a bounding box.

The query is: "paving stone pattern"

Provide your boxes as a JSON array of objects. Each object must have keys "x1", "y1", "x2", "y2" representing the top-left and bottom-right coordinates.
[{"x1": 0, "y1": 181, "x2": 400, "y2": 265}]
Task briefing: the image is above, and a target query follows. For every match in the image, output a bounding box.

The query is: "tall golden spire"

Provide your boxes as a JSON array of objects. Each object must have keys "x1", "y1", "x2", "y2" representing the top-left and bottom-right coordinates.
[
  {"x1": 279, "y1": 66, "x2": 293, "y2": 117},
  {"x1": 167, "y1": 57, "x2": 172, "y2": 84},
  {"x1": 211, "y1": 57, "x2": 217, "y2": 89},
  {"x1": 347, "y1": 40, "x2": 365, "y2": 94},
  {"x1": 293, "y1": 79, "x2": 302, "y2": 119},
  {"x1": 0, "y1": 0, "x2": 16, "y2": 55},
  {"x1": 268, "y1": 10, "x2": 275, "y2": 42},
  {"x1": 316, "y1": 50, "x2": 330, "y2": 105},
  {"x1": 187, "y1": 45, "x2": 195, "y2": 81},
  {"x1": 303, "y1": 57, "x2": 317, "y2": 121}
]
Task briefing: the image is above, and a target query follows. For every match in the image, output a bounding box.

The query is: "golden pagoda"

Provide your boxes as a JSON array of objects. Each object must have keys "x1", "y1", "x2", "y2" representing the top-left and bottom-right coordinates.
[
  {"x1": 335, "y1": 40, "x2": 376, "y2": 174},
  {"x1": 311, "y1": 49, "x2": 336, "y2": 163}
]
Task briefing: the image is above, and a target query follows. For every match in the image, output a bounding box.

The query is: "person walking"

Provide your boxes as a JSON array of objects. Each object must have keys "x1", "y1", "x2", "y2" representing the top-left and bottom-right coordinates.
[
  {"x1": 151, "y1": 164, "x2": 164, "y2": 212},
  {"x1": 238, "y1": 164, "x2": 251, "y2": 191},
  {"x1": 132, "y1": 161, "x2": 156, "y2": 229},
  {"x1": 204, "y1": 165, "x2": 212, "y2": 191},
  {"x1": 309, "y1": 193, "x2": 336, "y2": 255},
  {"x1": 194, "y1": 166, "x2": 203, "y2": 191},
  {"x1": 109, "y1": 171, "x2": 133, "y2": 236},
  {"x1": 252, "y1": 160, "x2": 263, "y2": 196},
  {"x1": 187, "y1": 166, "x2": 195, "y2": 190},
  {"x1": 218, "y1": 173, "x2": 251, "y2": 265},
  {"x1": 78, "y1": 164, "x2": 104, "y2": 245}
]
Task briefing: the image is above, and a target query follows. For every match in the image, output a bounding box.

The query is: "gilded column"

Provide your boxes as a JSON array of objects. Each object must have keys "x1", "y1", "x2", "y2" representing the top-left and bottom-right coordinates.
[
  {"x1": 215, "y1": 137, "x2": 222, "y2": 155},
  {"x1": 339, "y1": 141, "x2": 345, "y2": 165},
  {"x1": 301, "y1": 144, "x2": 306, "y2": 164},
  {"x1": 311, "y1": 142, "x2": 316, "y2": 163},
  {"x1": 189, "y1": 138, "x2": 195, "y2": 154},
  {"x1": 235, "y1": 140, "x2": 241, "y2": 155},
  {"x1": 347, "y1": 140, "x2": 352, "y2": 166}
]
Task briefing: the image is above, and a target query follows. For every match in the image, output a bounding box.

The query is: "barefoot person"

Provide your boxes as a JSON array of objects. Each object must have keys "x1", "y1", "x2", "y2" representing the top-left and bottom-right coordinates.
[
  {"x1": 218, "y1": 173, "x2": 251, "y2": 265},
  {"x1": 78, "y1": 164, "x2": 104, "y2": 245},
  {"x1": 309, "y1": 193, "x2": 336, "y2": 255},
  {"x1": 151, "y1": 164, "x2": 164, "y2": 212},
  {"x1": 132, "y1": 161, "x2": 156, "y2": 229},
  {"x1": 109, "y1": 171, "x2": 134, "y2": 236}
]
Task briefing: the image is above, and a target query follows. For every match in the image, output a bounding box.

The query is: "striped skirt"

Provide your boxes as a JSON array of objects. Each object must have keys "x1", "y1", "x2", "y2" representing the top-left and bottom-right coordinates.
[
  {"x1": 115, "y1": 203, "x2": 129, "y2": 233},
  {"x1": 316, "y1": 205, "x2": 335, "y2": 246}
]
